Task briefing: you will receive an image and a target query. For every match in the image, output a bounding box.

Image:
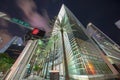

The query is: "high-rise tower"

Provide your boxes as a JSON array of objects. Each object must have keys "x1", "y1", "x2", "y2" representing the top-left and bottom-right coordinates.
[
  {"x1": 42, "y1": 4, "x2": 120, "y2": 80},
  {"x1": 86, "y1": 23, "x2": 120, "y2": 73},
  {"x1": 0, "y1": 36, "x2": 23, "y2": 53}
]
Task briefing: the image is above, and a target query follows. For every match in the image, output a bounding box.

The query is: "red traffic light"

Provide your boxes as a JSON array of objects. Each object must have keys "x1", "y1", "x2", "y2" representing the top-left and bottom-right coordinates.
[
  {"x1": 32, "y1": 28, "x2": 39, "y2": 35},
  {"x1": 24, "y1": 28, "x2": 46, "y2": 41}
]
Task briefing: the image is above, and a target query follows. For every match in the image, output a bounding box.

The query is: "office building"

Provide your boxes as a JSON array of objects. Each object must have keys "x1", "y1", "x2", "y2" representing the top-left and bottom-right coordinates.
[
  {"x1": 0, "y1": 36, "x2": 18, "y2": 53},
  {"x1": 42, "y1": 4, "x2": 120, "y2": 80},
  {"x1": 0, "y1": 36, "x2": 24, "y2": 53},
  {"x1": 86, "y1": 23, "x2": 120, "y2": 73}
]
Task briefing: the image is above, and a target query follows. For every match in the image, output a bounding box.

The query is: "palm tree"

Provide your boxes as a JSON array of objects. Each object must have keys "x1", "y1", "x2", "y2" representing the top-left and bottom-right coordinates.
[
  {"x1": 43, "y1": 39, "x2": 53, "y2": 79},
  {"x1": 54, "y1": 15, "x2": 75, "y2": 80},
  {"x1": 50, "y1": 35, "x2": 58, "y2": 70}
]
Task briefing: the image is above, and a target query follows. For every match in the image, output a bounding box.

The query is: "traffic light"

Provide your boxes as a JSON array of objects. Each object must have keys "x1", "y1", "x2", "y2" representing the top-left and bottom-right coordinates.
[
  {"x1": 32, "y1": 28, "x2": 39, "y2": 35},
  {"x1": 24, "y1": 28, "x2": 45, "y2": 41},
  {"x1": 31, "y1": 28, "x2": 45, "y2": 37}
]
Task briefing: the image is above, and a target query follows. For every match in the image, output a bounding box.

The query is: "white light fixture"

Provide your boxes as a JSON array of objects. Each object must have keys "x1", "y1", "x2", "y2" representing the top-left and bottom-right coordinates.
[{"x1": 115, "y1": 20, "x2": 120, "y2": 29}]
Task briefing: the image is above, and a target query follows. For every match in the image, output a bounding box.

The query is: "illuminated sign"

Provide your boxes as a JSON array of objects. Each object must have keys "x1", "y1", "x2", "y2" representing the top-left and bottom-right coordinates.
[{"x1": 11, "y1": 18, "x2": 31, "y2": 28}]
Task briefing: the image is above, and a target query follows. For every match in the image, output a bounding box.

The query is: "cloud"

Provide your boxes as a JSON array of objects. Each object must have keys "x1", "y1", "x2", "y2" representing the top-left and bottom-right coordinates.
[
  {"x1": 0, "y1": 18, "x2": 8, "y2": 27},
  {"x1": 16, "y1": 0, "x2": 52, "y2": 37}
]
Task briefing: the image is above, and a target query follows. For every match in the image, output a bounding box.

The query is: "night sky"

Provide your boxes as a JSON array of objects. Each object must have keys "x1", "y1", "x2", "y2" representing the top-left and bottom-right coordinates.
[
  {"x1": 0, "y1": 0, "x2": 120, "y2": 45},
  {"x1": 46, "y1": 0, "x2": 120, "y2": 45}
]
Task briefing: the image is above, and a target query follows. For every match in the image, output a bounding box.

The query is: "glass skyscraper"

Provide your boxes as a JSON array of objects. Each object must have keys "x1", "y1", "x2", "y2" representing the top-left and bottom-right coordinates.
[
  {"x1": 42, "y1": 4, "x2": 120, "y2": 80},
  {"x1": 86, "y1": 23, "x2": 120, "y2": 73}
]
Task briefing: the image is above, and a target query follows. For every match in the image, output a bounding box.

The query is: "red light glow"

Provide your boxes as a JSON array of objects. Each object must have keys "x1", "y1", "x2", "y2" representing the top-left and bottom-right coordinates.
[{"x1": 32, "y1": 28, "x2": 39, "y2": 35}]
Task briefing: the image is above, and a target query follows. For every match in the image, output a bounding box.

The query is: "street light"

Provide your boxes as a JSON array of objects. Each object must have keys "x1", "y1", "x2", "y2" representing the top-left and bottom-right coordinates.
[
  {"x1": 0, "y1": 12, "x2": 7, "y2": 17},
  {"x1": 115, "y1": 20, "x2": 120, "y2": 29}
]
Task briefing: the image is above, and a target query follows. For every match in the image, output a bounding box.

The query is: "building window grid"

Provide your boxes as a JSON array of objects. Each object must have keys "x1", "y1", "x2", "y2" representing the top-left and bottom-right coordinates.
[
  {"x1": 93, "y1": 62, "x2": 110, "y2": 74},
  {"x1": 76, "y1": 58, "x2": 83, "y2": 63},
  {"x1": 91, "y1": 62, "x2": 99, "y2": 74},
  {"x1": 67, "y1": 39, "x2": 79, "y2": 57},
  {"x1": 81, "y1": 55, "x2": 110, "y2": 75},
  {"x1": 68, "y1": 34, "x2": 74, "y2": 41},
  {"x1": 67, "y1": 54, "x2": 74, "y2": 60},
  {"x1": 72, "y1": 48, "x2": 79, "y2": 54},
  {"x1": 76, "y1": 39, "x2": 100, "y2": 56},
  {"x1": 102, "y1": 63, "x2": 112, "y2": 73},
  {"x1": 69, "y1": 34, "x2": 76, "y2": 42},
  {"x1": 69, "y1": 35, "x2": 74, "y2": 40},
  {"x1": 71, "y1": 44, "x2": 77, "y2": 50},
  {"x1": 76, "y1": 63, "x2": 85, "y2": 69},
  {"x1": 78, "y1": 57, "x2": 87, "y2": 75},
  {"x1": 75, "y1": 53, "x2": 81, "y2": 59},
  {"x1": 71, "y1": 41, "x2": 79, "y2": 51},
  {"x1": 65, "y1": 45, "x2": 72, "y2": 55},
  {"x1": 68, "y1": 56, "x2": 82, "y2": 66},
  {"x1": 70, "y1": 39, "x2": 76, "y2": 44},
  {"x1": 70, "y1": 42, "x2": 76, "y2": 47},
  {"x1": 69, "y1": 35, "x2": 75, "y2": 40},
  {"x1": 102, "y1": 64, "x2": 109, "y2": 74},
  {"x1": 68, "y1": 33, "x2": 74, "y2": 38},
  {"x1": 100, "y1": 63, "x2": 107, "y2": 74},
  {"x1": 95, "y1": 61, "x2": 105, "y2": 74},
  {"x1": 93, "y1": 30, "x2": 120, "y2": 56},
  {"x1": 65, "y1": 47, "x2": 72, "y2": 55},
  {"x1": 101, "y1": 62, "x2": 112, "y2": 73},
  {"x1": 66, "y1": 39, "x2": 74, "y2": 63},
  {"x1": 79, "y1": 68, "x2": 87, "y2": 75},
  {"x1": 68, "y1": 43, "x2": 88, "y2": 75},
  {"x1": 96, "y1": 62, "x2": 104, "y2": 74},
  {"x1": 70, "y1": 42, "x2": 77, "y2": 49},
  {"x1": 66, "y1": 51, "x2": 75, "y2": 65},
  {"x1": 67, "y1": 50, "x2": 73, "y2": 59},
  {"x1": 83, "y1": 59, "x2": 93, "y2": 75},
  {"x1": 92, "y1": 61, "x2": 104, "y2": 74},
  {"x1": 65, "y1": 22, "x2": 112, "y2": 75},
  {"x1": 102, "y1": 63, "x2": 109, "y2": 74},
  {"x1": 68, "y1": 55, "x2": 86, "y2": 75},
  {"x1": 70, "y1": 37, "x2": 76, "y2": 42},
  {"x1": 72, "y1": 46, "x2": 79, "y2": 52}
]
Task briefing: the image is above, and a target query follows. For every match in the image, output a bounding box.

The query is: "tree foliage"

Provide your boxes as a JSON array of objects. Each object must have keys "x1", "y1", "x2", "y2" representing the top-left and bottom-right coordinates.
[{"x1": 0, "y1": 53, "x2": 15, "y2": 72}]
